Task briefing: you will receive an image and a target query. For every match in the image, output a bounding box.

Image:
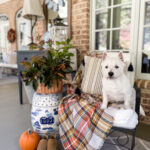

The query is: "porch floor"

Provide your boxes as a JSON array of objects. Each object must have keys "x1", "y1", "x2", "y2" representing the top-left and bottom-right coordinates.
[
  {"x1": 0, "y1": 79, "x2": 150, "y2": 150},
  {"x1": 0, "y1": 82, "x2": 32, "y2": 150}
]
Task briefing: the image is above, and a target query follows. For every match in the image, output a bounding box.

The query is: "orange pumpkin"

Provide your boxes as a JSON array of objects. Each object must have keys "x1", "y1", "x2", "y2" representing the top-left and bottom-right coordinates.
[{"x1": 19, "y1": 129, "x2": 40, "y2": 150}]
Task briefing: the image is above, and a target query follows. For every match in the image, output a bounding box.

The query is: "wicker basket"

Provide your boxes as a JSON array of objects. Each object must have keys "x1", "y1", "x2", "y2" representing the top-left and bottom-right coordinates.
[{"x1": 36, "y1": 80, "x2": 63, "y2": 94}]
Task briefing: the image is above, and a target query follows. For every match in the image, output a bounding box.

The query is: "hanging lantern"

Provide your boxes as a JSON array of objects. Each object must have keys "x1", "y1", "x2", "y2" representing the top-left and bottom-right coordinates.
[{"x1": 49, "y1": 17, "x2": 68, "y2": 44}]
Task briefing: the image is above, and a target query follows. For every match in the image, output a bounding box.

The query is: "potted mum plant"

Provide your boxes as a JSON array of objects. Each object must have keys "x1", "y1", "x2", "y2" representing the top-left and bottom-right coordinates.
[{"x1": 21, "y1": 39, "x2": 74, "y2": 136}]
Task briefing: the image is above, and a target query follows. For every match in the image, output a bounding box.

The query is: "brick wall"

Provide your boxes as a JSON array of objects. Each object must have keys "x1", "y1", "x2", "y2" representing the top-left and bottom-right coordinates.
[
  {"x1": 0, "y1": 0, "x2": 23, "y2": 51},
  {"x1": 140, "y1": 89, "x2": 150, "y2": 125},
  {"x1": 71, "y1": 0, "x2": 90, "y2": 61},
  {"x1": 35, "y1": 20, "x2": 46, "y2": 42},
  {"x1": 35, "y1": 0, "x2": 47, "y2": 41},
  {"x1": 0, "y1": 0, "x2": 46, "y2": 52}
]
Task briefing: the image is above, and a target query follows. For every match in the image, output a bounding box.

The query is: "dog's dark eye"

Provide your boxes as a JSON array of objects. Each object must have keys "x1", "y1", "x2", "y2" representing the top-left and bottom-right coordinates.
[
  {"x1": 105, "y1": 66, "x2": 108, "y2": 69},
  {"x1": 115, "y1": 65, "x2": 119, "y2": 69}
]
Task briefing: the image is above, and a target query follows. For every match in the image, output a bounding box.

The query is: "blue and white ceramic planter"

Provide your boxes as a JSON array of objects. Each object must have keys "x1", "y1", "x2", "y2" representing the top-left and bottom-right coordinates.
[{"x1": 31, "y1": 92, "x2": 62, "y2": 136}]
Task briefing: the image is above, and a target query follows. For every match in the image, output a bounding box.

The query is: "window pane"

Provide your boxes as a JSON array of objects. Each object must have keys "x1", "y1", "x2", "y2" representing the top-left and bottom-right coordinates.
[
  {"x1": 96, "y1": 0, "x2": 110, "y2": 9},
  {"x1": 141, "y1": 52, "x2": 150, "y2": 73},
  {"x1": 96, "y1": 9, "x2": 111, "y2": 29},
  {"x1": 143, "y1": 27, "x2": 150, "y2": 51},
  {"x1": 113, "y1": 4, "x2": 131, "y2": 28},
  {"x1": 114, "y1": 0, "x2": 131, "y2": 5},
  {"x1": 95, "y1": 31, "x2": 110, "y2": 50},
  {"x1": 145, "y1": 2, "x2": 150, "y2": 25},
  {"x1": 112, "y1": 29, "x2": 130, "y2": 49}
]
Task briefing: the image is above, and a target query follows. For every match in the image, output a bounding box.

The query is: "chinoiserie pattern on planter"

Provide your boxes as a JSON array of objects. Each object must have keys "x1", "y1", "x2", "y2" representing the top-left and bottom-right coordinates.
[{"x1": 31, "y1": 93, "x2": 62, "y2": 136}]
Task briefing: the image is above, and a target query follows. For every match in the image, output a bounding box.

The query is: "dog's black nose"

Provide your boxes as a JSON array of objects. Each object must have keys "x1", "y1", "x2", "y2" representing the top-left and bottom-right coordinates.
[{"x1": 108, "y1": 72, "x2": 114, "y2": 77}]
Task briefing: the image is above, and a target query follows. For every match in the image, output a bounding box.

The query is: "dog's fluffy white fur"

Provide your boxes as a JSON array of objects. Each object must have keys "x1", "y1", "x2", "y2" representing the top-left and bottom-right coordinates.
[
  {"x1": 101, "y1": 52, "x2": 135, "y2": 109},
  {"x1": 101, "y1": 53, "x2": 145, "y2": 116}
]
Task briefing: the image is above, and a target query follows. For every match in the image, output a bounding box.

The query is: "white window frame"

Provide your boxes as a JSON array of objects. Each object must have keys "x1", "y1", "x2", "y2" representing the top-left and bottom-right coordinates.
[
  {"x1": 90, "y1": 0, "x2": 149, "y2": 80},
  {"x1": 136, "y1": 0, "x2": 150, "y2": 80}
]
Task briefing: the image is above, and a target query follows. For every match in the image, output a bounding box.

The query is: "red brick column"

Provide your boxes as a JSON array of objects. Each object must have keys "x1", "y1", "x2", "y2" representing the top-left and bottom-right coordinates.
[
  {"x1": 35, "y1": 0, "x2": 47, "y2": 42},
  {"x1": 71, "y1": 0, "x2": 90, "y2": 60},
  {"x1": 35, "y1": 20, "x2": 47, "y2": 42}
]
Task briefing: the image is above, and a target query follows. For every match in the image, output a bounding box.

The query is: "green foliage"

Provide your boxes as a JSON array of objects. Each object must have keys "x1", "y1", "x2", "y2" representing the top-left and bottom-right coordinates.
[{"x1": 21, "y1": 39, "x2": 74, "y2": 90}]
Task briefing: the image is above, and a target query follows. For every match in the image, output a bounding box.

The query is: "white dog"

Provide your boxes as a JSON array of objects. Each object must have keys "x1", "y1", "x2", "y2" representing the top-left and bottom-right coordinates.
[
  {"x1": 101, "y1": 52, "x2": 145, "y2": 116},
  {"x1": 101, "y1": 52, "x2": 135, "y2": 110}
]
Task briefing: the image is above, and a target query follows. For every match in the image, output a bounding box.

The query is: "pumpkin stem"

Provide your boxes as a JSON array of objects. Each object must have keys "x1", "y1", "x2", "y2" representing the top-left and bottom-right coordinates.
[{"x1": 28, "y1": 129, "x2": 32, "y2": 135}]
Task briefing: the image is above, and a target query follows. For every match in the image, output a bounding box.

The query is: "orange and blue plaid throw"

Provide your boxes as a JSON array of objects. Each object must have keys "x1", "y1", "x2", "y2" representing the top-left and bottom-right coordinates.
[{"x1": 58, "y1": 94, "x2": 113, "y2": 150}]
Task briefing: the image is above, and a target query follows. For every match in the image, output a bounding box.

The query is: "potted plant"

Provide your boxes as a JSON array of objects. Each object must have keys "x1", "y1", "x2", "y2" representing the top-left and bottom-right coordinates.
[
  {"x1": 21, "y1": 39, "x2": 74, "y2": 93},
  {"x1": 21, "y1": 39, "x2": 74, "y2": 136}
]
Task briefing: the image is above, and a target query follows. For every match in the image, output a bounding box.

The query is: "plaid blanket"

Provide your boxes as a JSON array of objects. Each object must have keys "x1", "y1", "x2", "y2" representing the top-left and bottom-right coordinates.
[{"x1": 58, "y1": 94, "x2": 113, "y2": 150}]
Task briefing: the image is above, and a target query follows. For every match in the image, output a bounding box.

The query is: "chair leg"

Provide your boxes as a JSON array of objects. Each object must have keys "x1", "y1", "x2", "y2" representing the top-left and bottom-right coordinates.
[{"x1": 131, "y1": 129, "x2": 136, "y2": 150}]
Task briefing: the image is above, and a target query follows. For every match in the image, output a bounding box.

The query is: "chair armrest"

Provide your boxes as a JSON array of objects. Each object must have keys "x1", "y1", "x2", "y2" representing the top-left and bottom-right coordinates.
[{"x1": 134, "y1": 83, "x2": 141, "y2": 116}]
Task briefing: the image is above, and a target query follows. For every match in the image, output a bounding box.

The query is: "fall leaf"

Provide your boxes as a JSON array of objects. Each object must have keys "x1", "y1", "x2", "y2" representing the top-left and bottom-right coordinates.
[
  {"x1": 20, "y1": 61, "x2": 31, "y2": 69},
  {"x1": 30, "y1": 56, "x2": 41, "y2": 62},
  {"x1": 58, "y1": 64, "x2": 66, "y2": 70},
  {"x1": 56, "y1": 72, "x2": 64, "y2": 77}
]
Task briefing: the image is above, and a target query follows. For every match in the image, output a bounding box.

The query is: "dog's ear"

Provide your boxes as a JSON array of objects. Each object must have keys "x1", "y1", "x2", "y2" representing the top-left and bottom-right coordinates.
[
  {"x1": 118, "y1": 52, "x2": 124, "y2": 61},
  {"x1": 102, "y1": 52, "x2": 107, "y2": 60}
]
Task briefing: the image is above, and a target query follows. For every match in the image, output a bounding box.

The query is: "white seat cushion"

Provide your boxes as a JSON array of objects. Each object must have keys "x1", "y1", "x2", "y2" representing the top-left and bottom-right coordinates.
[{"x1": 105, "y1": 107, "x2": 138, "y2": 129}]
